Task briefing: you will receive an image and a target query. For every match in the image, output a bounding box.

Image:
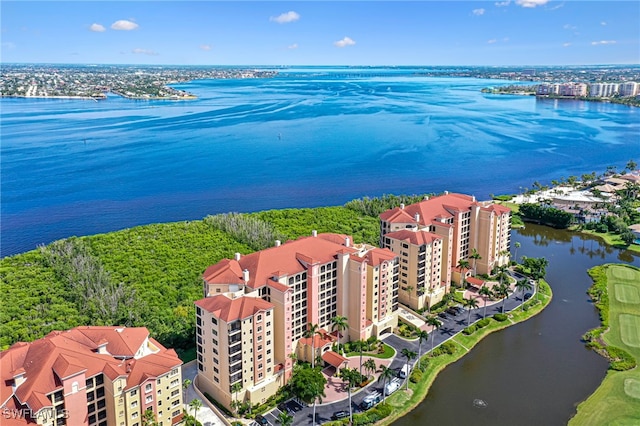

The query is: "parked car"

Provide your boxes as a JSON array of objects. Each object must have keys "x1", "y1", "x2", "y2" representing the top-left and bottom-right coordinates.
[
  {"x1": 331, "y1": 410, "x2": 349, "y2": 420},
  {"x1": 385, "y1": 380, "x2": 400, "y2": 396},
  {"x1": 255, "y1": 414, "x2": 268, "y2": 425},
  {"x1": 360, "y1": 393, "x2": 382, "y2": 410},
  {"x1": 438, "y1": 312, "x2": 448, "y2": 319},
  {"x1": 398, "y1": 364, "x2": 410, "y2": 379}
]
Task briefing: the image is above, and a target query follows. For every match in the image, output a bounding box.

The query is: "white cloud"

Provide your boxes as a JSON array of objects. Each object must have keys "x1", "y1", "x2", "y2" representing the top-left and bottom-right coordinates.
[
  {"x1": 601, "y1": 21, "x2": 607, "y2": 26},
  {"x1": 503, "y1": 37, "x2": 510, "y2": 42},
  {"x1": 495, "y1": 1, "x2": 511, "y2": 6},
  {"x1": 548, "y1": 3, "x2": 564, "y2": 11},
  {"x1": 563, "y1": 24, "x2": 577, "y2": 30},
  {"x1": 1, "y1": 41, "x2": 16, "y2": 49},
  {"x1": 516, "y1": 0, "x2": 549, "y2": 8},
  {"x1": 89, "y1": 23, "x2": 106, "y2": 32},
  {"x1": 487, "y1": 39, "x2": 497, "y2": 44},
  {"x1": 270, "y1": 11, "x2": 300, "y2": 24},
  {"x1": 473, "y1": 8, "x2": 485, "y2": 16},
  {"x1": 288, "y1": 43, "x2": 298, "y2": 49},
  {"x1": 334, "y1": 37, "x2": 356, "y2": 48},
  {"x1": 111, "y1": 20, "x2": 138, "y2": 31},
  {"x1": 563, "y1": 42, "x2": 571, "y2": 47},
  {"x1": 591, "y1": 40, "x2": 617, "y2": 45},
  {"x1": 132, "y1": 48, "x2": 158, "y2": 55},
  {"x1": 200, "y1": 44, "x2": 212, "y2": 51}
]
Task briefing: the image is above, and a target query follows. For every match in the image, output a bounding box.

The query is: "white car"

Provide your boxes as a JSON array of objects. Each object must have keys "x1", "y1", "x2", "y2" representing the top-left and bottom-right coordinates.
[{"x1": 385, "y1": 380, "x2": 400, "y2": 396}]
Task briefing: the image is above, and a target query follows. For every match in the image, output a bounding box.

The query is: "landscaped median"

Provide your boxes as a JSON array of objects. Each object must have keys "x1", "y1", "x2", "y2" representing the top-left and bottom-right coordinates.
[
  {"x1": 325, "y1": 280, "x2": 552, "y2": 426},
  {"x1": 570, "y1": 264, "x2": 640, "y2": 425}
]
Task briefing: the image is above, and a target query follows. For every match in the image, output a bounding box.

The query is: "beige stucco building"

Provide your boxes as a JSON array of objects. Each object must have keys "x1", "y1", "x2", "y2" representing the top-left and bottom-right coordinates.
[
  {"x1": 195, "y1": 233, "x2": 399, "y2": 411},
  {"x1": 380, "y1": 192, "x2": 511, "y2": 310}
]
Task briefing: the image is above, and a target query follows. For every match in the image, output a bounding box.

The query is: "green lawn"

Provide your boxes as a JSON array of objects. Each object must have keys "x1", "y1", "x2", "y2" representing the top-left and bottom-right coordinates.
[
  {"x1": 570, "y1": 264, "x2": 640, "y2": 425},
  {"x1": 345, "y1": 343, "x2": 395, "y2": 359}
]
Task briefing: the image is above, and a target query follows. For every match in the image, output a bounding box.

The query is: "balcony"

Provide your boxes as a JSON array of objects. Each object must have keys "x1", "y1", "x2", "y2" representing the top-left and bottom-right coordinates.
[
  {"x1": 230, "y1": 354, "x2": 242, "y2": 364},
  {"x1": 229, "y1": 343, "x2": 242, "y2": 355},
  {"x1": 228, "y1": 335, "x2": 242, "y2": 345},
  {"x1": 229, "y1": 364, "x2": 242, "y2": 375},
  {"x1": 228, "y1": 322, "x2": 241, "y2": 334}
]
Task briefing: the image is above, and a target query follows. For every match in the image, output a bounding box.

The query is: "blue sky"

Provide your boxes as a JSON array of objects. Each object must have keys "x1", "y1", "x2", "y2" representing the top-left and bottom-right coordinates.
[{"x1": 1, "y1": 1, "x2": 638, "y2": 66}]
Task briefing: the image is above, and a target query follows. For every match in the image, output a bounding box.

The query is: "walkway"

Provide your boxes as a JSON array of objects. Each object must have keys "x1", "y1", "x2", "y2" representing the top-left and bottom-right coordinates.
[{"x1": 182, "y1": 360, "x2": 226, "y2": 426}]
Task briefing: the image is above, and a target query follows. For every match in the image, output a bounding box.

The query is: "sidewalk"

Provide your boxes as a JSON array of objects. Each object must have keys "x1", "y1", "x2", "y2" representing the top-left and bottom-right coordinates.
[
  {"x1": 320, "y1": 355, "x2": 393, "y2": 404},
  {"x1": 182, "y1": 361, "x2": 226, "y2": 426}
]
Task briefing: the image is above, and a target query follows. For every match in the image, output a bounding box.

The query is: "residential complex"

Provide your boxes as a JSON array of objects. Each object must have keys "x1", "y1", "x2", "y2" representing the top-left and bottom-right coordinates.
[
  {"x1": 194, "y1": 233, "x2": 399, "y2": 410},
  {"x1": 536, "y1": 81, "x2": 639, "y2": 98},
  {"x1": 194, "y1": 193, "x2": 511, "y2": 410},
  {"x1": 0, "y1": 326, "x2": 183, "y2": 426},
  {"x1": 379, "y1": 192, "x2": 511, "y2": 310}
]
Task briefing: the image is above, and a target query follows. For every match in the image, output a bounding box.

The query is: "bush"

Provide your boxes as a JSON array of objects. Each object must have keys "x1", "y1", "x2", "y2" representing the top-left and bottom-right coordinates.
[
  {"x1": 493, "y1": 313, "x2": 508, "y2": 322},
  {"x1": 462, "y1": 325, "x2": 477, "y2": 335},
  {"x1": 477, "y1": 318, "x2": 490, "y2": 328},
  {"x1": 410, "y1": 368, "x2": 423, "y2": 383},
  {"x1": 607, "y1": 346, "x2": 637, "y2": 371},
  {"x1": 204, "y1": 392, "x2": 233, "y2": 416}
]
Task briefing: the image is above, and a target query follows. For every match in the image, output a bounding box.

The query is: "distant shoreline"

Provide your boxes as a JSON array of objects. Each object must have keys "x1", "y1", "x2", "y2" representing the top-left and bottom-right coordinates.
[{"x1": 0, "y1": 93, "x2": 198, "y2": 101}]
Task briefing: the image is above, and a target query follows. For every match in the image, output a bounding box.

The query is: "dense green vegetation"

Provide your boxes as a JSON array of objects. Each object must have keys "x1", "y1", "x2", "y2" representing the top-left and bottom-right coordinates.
[
  {"x1": 572, "y1": 264, "x2": 640, "y2": 425},
  {"x1": 344, "y1": 194, "x2": 433, "y2": 217},
  {"x1": 519, "y1": 202, "x2": 574, "y2": 228},
  {"x1": 0, "y1": 205, "x2": 381, "y2": 353}
]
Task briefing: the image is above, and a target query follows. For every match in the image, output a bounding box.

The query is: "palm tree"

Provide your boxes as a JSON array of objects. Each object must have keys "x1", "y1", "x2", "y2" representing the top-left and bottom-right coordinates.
[
  {"x1": 416, "y1": 329, "x2": 429, "y2": 369},
  {"x1": 377, "y1": 364, "x2": 396, "y2": 403},
  {"x1": 400, "y1": 348, "x2": 417, "y2": 390},
  {"x1": 494, "y1": 283, "x2": 510, "y2": 313},
  {"x1": 496, "y1": 264, "x2": 509, "y2": 287},
  {"x1": 189, "y1": 399, "x2": 202, "y2": 425},
  {"x1": 231, "y1": 382, "x2": 242, "y2": 414},
  {"x1": 352, "y1": 339, "x2": 366, "y2": 378},
  {"x1": 457, "y1": 259, "x2": 470, "y2": 288},
  {"x1": 469, "y1": 248, "x2": 482, "y2": 275},
  {"x1": 626, "y1": 159, "x2": 637, "y2": 172},
  {"x1": 515, "y1": 278, "x2": 533, "y2": 310},
  {"x1": 514, "y1": 242, "x2": 521, "y2": 264},
  {"x1": 339, "y1": 367, "x2": 360, "y2": 424},
  {"x1": 479, "y1": 285, "x2": 493, "y2": 319},
  {"x1": 426, "y1": 316, "x2": 442, "y2": 354},
  {"x1": 330, "y1": 315, "x2": 348, "y2": 351},
  {"x1": 405, "y1": 285, "x2": 414, "y2": 305},
  {"x1": 304, "y1": 323, "x2": 321, "y2": 368},
  {"x1": 278, "y1": 411, "x2": 293, "y2": 426},
  {"x1": 462, "y1": 296, "x2": 479, "y2": 326},
  {"x1": 363, "y1": 358, "x2": 377, "y2": 378},
  {"x1": 182, "y1": 379, "x2": 192, "y2": 404}
]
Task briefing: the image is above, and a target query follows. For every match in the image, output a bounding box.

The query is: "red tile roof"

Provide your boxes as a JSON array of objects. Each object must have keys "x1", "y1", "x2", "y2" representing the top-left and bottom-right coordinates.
[
  {"x1": 385, "y1": 229, "x2": 442, "y2": 245},
  {"x1": 195, "y1": 294, "x2": 274, "y2": 322},
  {"x1": 322, "y1": 351, "x2": 348, "y2": 368},
  {"x1": 0, "y1": 327, "x2": 181, "y2": 417},
  {"x1": 380, "y1": 193, "x2": 510, "y2": 226},
  {"x1": 466, "y1": 277, "x2": 485, "y2": 288},
  {"x1": 298, "y1": 329, "x2": 335, "y2": 348},
  {"x1": 203, "y1": 233, "x2": 358, "y2": 289}
]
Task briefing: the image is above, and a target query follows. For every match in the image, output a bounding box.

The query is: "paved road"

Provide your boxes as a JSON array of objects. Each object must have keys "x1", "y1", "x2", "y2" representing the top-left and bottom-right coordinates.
[
  {"x1": 182, "y1": 361, "x2": 226, "y2": 426},
  {"x1": 286, "y1": 281, "x2": 534, "y2": 425}
]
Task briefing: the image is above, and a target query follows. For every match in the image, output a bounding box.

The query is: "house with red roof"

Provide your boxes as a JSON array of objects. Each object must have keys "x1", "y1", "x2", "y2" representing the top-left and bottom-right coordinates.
[
  {"x1": 380, "y1": 192, "x2": 511, "y2": 310},
  {"x1": 0, "y1": 326, "x2": 183, "y2": 426}
]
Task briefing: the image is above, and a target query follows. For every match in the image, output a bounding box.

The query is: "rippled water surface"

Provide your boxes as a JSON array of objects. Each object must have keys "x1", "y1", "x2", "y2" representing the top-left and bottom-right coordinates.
[{"x1": 2, "y1": 68, "x2": 639, "y2": 256}]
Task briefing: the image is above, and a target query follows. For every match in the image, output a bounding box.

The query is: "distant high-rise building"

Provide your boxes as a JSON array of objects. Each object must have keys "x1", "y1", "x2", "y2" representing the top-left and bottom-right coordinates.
[{"x1": 619, "y1": 82, "x2": 639, "y2": 97}]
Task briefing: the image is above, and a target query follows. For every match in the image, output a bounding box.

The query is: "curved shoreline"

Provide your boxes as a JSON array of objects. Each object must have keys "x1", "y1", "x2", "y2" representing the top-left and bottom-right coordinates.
[{"x1": 376, "y1": 281, "x2": 553, "y2": 426}]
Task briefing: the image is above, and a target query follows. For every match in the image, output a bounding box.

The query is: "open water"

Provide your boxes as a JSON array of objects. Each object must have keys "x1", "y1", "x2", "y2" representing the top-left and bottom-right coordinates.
[{"x1": 2, "y1": 67, "x2": 639, "y2": 256}]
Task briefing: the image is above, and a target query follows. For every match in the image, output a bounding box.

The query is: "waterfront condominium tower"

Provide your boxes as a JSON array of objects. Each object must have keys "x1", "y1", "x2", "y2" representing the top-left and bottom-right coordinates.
[
  {"x1": 0, "y1": 327, "x2": 183, "y2": 426},
  {"x1": 379, "y1": 192, "x2": 511, "y2": 310},
  {"x1": 194, "y1": 232, "x2": 399, "y2": 411}
]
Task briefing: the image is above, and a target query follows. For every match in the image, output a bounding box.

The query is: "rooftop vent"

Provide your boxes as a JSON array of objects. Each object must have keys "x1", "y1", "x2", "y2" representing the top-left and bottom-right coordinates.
[{"x1": 234, "y1": 253, "x2": 241, "y2": 261}]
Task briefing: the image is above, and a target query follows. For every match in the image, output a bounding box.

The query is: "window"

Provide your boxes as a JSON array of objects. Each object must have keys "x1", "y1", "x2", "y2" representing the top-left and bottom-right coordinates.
[
  {"x1": 145, "y1": 383, "x2": 152, "y2": 393},
  {"x1": 131, "y1": 401, "x2": 138, "y2": 408},
  {"x1": 146, "y1": 395, "x2": 153, "y2": 404},
  {"x1": 132, "y1": 412, "x2": 139, "y2": 419}
]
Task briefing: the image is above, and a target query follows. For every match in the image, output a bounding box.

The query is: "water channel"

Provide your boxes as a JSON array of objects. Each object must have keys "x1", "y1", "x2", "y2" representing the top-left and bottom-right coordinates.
[{"x1": 392, "y1": 224, "x2": 640, "y2": 426}]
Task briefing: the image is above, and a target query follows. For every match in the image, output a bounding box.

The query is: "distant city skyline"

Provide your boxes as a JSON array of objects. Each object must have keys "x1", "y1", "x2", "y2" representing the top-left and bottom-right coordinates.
[{"x1": 1, "y1": 1, "x2": 639, "y2": 66}]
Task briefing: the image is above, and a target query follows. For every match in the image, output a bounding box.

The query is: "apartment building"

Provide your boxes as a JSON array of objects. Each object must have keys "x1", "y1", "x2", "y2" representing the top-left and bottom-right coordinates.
[
  {"x1": 536, "y1": 83, "x2": 587, "y2": 97},
  {"x1": 195, "y1": 232, "x2": 399, "y2": 411},
  {"x1": 380, "y1": 193, "x2": 511, "y2": 310},
  {"x1": 0, "y1": 327, "x2": 183, "y2": 426},
  {"x1": 589, "y1": 82, "x2": 620, "y2": 97}
]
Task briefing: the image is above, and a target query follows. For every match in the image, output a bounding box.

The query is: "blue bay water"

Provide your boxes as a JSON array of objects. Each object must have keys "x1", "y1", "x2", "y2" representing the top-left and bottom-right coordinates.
[{"x1": 2, "y1": 69, "x2": 639, "y2": 257}]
